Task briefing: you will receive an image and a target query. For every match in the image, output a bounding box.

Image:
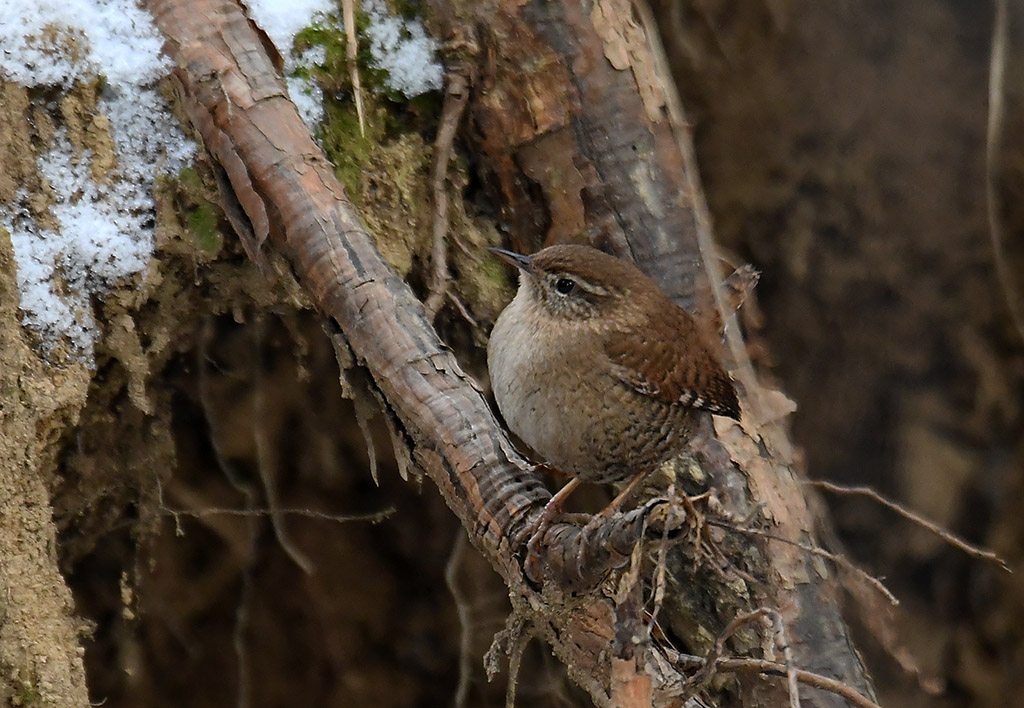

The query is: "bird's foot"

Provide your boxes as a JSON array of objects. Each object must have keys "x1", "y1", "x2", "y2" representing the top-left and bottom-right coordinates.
[
  {"x1": 525, "y1": 477, "x2": 580, "y2": 561},
  {"x1": 581, "y1": 469, "x2": 648, "y2": 537}
]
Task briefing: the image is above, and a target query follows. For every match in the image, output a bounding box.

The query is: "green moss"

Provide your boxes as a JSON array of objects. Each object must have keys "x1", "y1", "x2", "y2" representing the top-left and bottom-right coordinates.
[
  {"x1": 186, "y1": 204, "x2": 224, "y2": 256},
  {"x1": 268, "y1": 6, "x2": 521, "y2": 326},
  {"x1": 480, "y1": 253, "x2": 512, "y2": 289},
  {"x1": 153, "y1": 165, "x2": 227, "y2": 261},
  {"x1": 451, "y1": 239, "x2": 515, "y2": 333},
  {"x1": 319, "y1": 101, "x2": 385, "y2": 194},
  {"x1": 294, "y1": 22, "x2": 349, "y2": 92},
  {"x1": 293, "y1": 14, "x2": 400, "y2": 193},
  {"x1": 293, "y1": 15, "x2": 389, "y2": 97},
  {"x1": 355, "y1": 133, "x2": 433, "y2": 275},
  {"x1": 174, "y1": 166, "x2": 206, "y2": 201},
  {"x1": 294, "y1": 6, "x2": 444, "y2": 105},
  {"x1": 388, "y1": 0, "x2": 422, "y2": 21},
  {"x1": 171, "y1": 165, "x2": 225, "y2": 257}
]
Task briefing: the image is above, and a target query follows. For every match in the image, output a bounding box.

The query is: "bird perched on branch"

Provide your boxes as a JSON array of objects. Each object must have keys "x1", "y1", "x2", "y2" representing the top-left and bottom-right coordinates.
[{"x1": 487, "y1": 244, "x2": 740, "y2": 518}]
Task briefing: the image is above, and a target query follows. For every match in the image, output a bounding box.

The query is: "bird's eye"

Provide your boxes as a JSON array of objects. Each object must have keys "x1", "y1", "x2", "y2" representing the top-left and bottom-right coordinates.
[{"x1": 555, "y1": 278, "x2": 576, "y2": 295}]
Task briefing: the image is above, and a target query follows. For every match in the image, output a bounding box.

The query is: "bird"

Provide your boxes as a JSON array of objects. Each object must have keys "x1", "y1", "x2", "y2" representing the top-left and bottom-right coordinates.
[{"x1": 487, "y1": 243, "x2": 740, "y2": 521}]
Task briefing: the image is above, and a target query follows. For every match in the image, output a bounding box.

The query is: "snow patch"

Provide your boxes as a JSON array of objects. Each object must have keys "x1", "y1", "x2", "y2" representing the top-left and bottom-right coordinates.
[
  {"x1": 245, "y1": 0, "x2": 333, "y2": 128},
  {"x1": 0, "y1": 0, "x2": 195, "y2": 360},
  {"x1": 244, "y1": 0, "x2": 335, "y2": 58},
  {"x1": 0, "y1": 0, "x2": 170, "y2": 87},
  {"x1": 364, "y1": 0, "x2": 443, "y2": 97},
  {"x1": 287, "y1": 46, "x2": 329, "y2": 128}
]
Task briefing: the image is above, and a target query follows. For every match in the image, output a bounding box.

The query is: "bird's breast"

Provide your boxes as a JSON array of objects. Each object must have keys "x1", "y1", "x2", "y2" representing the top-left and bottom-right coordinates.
[{"x1": 488, "y1": 299, "x2": 685, "y2": 480}]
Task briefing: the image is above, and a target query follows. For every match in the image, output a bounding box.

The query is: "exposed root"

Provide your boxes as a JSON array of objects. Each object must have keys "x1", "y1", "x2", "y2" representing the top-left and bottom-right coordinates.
[
  {"x1": 504, "y1": 630, "x2": 530, "y2": 708},
  {"x1": 198, "y1": 319, "x2": 258, "y2": 708},
  {"x1": 425, "y1": 66, "x2": 472, "y2": 321},
  {"x1": 445, "y1": 533, "x2": 473, "y2": 708},
  {"x1": 705, "y1": 518, "x2": 900, "y2": 607},
  {"x1": 808, "y1": 480, "x2": 1011, "y2": 571},
  {"x1": 768, "y1": 609, "x2": 801, "y2": 708},
  {"x1": 232, "y1": 540, "x2": 255, "y2": 708},
  {"x1": 674, "y1": 605, "x2": 879, "y2": 708},
  {"x1": 483, "y1": 613, "x2": 534, "y2": 708},
  {"x1": 251, "y1": 317, "x2": 314, "y2": 575},
  {"x1": 672, "y1": 650, "x2": 882, "y2": 708},
  {"x1": 155, "y1": 482, "x2": 394, "y2": 526},
  {"x1": 681, "y1": 607, "x2": 772, "y2": 700},
  {"x1": 351, "y1": 387, "x2": 380, "y2": 485},
  {"x1": 985, "y1": 0, "x2": 1024, "y2": 342},
  {"x1": 446, "y1": 289, "x2": 479, "y2": 329},
  {"x1": 633, "y1": 0, "x2": 764, "y2": 419},
  {"x1": 646, "y1": 481, "x2": 676, "y2": 633}
]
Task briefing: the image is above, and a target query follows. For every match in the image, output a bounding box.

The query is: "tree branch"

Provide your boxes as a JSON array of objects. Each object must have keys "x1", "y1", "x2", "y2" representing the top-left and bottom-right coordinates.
[
  {"x1": 147, "y1": 0, "x2": 879, "y2": 705},
  {"x1": 423, "y1": 0, "x2": 879, "y2": 704},
  {"x1": 146, "y1": 0, "x2": 706, "y2": 704}
]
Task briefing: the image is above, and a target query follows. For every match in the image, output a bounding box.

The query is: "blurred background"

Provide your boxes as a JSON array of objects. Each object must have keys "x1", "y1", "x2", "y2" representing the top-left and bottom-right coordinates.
[{"x1": 660, "y1": 1, "x2": 1024, "y2": 705}]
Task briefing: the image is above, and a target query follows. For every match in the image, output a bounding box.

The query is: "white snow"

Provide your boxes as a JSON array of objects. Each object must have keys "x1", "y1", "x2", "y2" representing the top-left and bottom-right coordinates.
[
  {"x1": 0, "y1": 0, "x2": 170, "y2": 88},
  {"x1": 244, "y1": 0, "x2": 336, "y2": 58},
  {"x1": 0, "y1": 0, "x2": 194, "y2": 360},
  {"x1": 247, "y1": 0, "x2": 444, "y2": 104},
  {"x1": 364, "y1": 0, "x2": 443, "y2": 97},
  {"x1": 245, "y1": 0, "x2": 333, "y2": 128},
  {"x1": 286, "y1": 46, "x2": 329, "y2": 129},
  {"x1": 0, "y1": 0, "x2": 444, "y2": 360}
]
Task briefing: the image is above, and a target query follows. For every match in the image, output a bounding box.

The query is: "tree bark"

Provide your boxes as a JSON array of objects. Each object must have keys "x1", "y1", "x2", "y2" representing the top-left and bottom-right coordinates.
[{"x1": 145, "y1": 0, "x2": 878, "y2": 705}]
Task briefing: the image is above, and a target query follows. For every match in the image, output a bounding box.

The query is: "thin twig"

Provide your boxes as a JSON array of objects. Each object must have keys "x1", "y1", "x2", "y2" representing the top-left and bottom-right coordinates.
[
  {"x1": 986, "y1": 0, "x2": 1024, "y2": 342},
  {"x1": 445, "y1": 533, "x2": 473, "y2": 708},
  {"x1": 342, "y1": 0, "x2": 365, "y2": 137},
  {"x1": 767, "y1": 609, "x2": 801, "y2": 708},
  {"x1": 808, "y1": 480, "x2": 1011, "y2": 572},
  {"x1": 705, "y1": 519, "x2": 900, "y2": 606},
  {"x1": 252, "y1": 317, "x2": 315, "y2": 575},
  {"x1": 425, "y1": 68, "x2": 471, "y2": 320},
  {"x1": 672, "y1": 653, "x2": 882, "y2": 708},
  {"x1": 159, "y1": 505, "x2": 394, "y2": 524},
  {"x1": 682, "y1": 608, "x2": 772, "y2": 698}
]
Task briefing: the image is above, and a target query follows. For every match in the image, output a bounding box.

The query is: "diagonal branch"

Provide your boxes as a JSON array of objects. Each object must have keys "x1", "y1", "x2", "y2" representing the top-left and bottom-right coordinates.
[
  {"x1": 145, "y1": 0, "x2": 705, "y2": 704},
  {"x1": 146, "y1": 0, "x2": 880, "y2": 705}
]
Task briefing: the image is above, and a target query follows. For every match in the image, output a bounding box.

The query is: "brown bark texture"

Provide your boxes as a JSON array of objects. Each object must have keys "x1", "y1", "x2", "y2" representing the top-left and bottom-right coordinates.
[{"x1": 144, "y1": 0, "x2": 876, "y2": 706}]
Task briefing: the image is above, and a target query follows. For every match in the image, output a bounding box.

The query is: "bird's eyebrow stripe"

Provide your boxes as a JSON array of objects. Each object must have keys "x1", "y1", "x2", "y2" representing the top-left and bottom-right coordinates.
[{"x1": 548, "y1": 272, "x2": 609, "y2": 296}]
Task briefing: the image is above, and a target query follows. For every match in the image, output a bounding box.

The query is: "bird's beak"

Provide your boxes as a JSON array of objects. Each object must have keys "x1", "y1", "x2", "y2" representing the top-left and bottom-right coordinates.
[{"x1": 488, "y1": 247, "x2": 533, "y2": 273}]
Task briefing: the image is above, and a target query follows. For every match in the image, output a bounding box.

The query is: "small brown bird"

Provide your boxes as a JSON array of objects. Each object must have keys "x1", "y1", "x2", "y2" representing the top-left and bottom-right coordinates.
[{"x1": 488, "y1": 244, "x2": 739, "y2": 516}]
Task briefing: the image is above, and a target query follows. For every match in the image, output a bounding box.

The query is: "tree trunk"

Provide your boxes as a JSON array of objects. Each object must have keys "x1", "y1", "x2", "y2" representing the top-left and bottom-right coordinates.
[{"x1": 137, "y1": 0, "x2": 877, "y2": 706}]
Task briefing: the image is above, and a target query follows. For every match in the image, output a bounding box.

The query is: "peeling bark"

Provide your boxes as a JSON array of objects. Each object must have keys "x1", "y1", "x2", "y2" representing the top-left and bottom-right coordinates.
[
  {"x1": 428, "y1": 0, "x2": 703, "y2": 308},
  {"x1": 145, "y1": 0, "x2": 877, "y2": 705},
  {"x1": 427, "y1": 1, "x2": 877, "y2": 706}
]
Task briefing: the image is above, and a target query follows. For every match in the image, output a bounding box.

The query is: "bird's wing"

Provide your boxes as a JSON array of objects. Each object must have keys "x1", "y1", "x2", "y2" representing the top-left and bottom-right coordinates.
[{"x1": 604, "y1": 306, "x2": 740, "y2": 419}]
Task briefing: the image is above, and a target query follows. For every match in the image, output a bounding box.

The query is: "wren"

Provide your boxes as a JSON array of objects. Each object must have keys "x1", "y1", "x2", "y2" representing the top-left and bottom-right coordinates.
[{"x1": 487, "y1": 244, "x2": 740, "y2": 515}]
